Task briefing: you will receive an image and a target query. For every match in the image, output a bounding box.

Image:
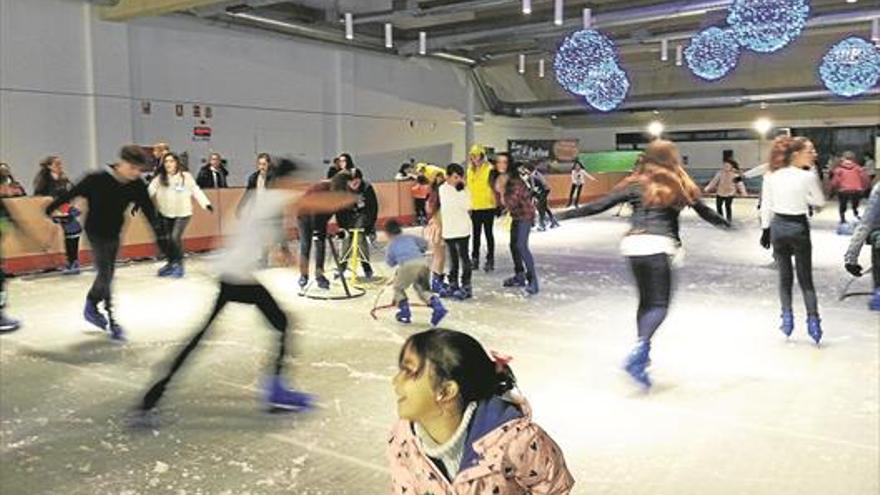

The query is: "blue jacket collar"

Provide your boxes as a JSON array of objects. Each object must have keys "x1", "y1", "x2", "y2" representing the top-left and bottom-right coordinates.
[{"x1": 458, "y1": 396, "x2": 524, "y2": 471}]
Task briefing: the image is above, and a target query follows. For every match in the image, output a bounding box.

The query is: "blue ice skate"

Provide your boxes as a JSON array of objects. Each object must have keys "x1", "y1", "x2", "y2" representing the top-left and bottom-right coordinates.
[
  {"x1": 807, "y1": 315, "x2": 823, "y2": 346},
  {"x1": 623, "y1": 340, "x2": 652, "y2": 389},
  {"x1": 265, "y1": 375, "x2": 314, "y2": 412},
  {"x1": 780, "y1": 310, "x2": 794, "y2": 337}
]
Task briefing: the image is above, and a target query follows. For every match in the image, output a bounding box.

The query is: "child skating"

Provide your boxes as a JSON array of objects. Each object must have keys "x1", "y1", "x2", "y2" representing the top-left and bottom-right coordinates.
[{"x1": 383, "y1": 219, "x2": 447, "y2": 326}]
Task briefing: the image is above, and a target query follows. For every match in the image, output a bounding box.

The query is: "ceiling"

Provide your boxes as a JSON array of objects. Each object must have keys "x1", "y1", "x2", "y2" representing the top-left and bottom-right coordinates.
[{"x1": 100, "y1": 0, "x2": 880, "y2": 126}]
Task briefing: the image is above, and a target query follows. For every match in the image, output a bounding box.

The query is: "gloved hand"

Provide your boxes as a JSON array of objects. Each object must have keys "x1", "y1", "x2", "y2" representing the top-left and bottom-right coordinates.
[
  {"x1": 733, "y1": 176, "x2": 744, "y2": 183},
  {"x1": 760, "y1": 228, "x2": 771, "y2": 250},
  {"x1": 845, "y1": 263, "x2": 863, "y2": 277},
  {"x1": 206, "y1": 204, "x2": 214, "y2": 213}
]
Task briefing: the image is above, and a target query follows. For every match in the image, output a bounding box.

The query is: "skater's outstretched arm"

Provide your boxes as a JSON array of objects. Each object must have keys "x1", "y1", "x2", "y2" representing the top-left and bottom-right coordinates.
[
  {"x1": 691, "y1": 199, "x2": 731, "y2": 229},
  {"x1": 845, "y1": 183, "x2": 880, "y2": 274},
  {"x1": 44, "y1": 174, "x2": 93, "y2": 215},
  {"x1": 568, "y1": 186, "x2": 636, "y2": 219}
]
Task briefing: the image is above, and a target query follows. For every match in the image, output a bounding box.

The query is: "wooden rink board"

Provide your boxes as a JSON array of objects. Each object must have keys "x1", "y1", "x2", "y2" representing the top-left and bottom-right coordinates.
[{"x1": 2, "y1": 173, "x2": 627, "y2": 274}]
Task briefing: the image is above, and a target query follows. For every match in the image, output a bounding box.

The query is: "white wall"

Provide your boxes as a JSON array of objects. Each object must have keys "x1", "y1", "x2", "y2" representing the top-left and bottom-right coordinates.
[{"x1": 0, "y1": 0, "x2": 555, "y2": 185}]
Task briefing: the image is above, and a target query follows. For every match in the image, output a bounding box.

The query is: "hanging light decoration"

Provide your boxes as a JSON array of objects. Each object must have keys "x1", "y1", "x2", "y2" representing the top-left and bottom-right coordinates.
[
  {"x1": 660, "y1": 38, "x2": 669, "y2": 62},
  {"x1": 553, "y1": 29, "x2": 619, "y2": 95},
  {"x1": 819, "y1": 36, "x2": 880, "y2": 97},
  {"x1": 675, "y1": 44, "x2": 684, "y2": 66},
  {"x1": 727, "y1": 0, "x2": 810, "y2": 54},
  {"x1": 538, "y1": 58, "x2": 546, "y2": 78},
  {"x1": 554, "y1": 0, "x2": 564, "y2": 26},
  {"x1": 518, "y1": 54, "x2": 526, "y2": 74},
  {"x1": 384, "y1": 23, "x2": 393, "y2": 48},
  {"x1": 582, "y1": 62, "x2": 630, "y2": 112},
  {"x1": 684, "y1": 27, "x2": 741, "y2": 81}
]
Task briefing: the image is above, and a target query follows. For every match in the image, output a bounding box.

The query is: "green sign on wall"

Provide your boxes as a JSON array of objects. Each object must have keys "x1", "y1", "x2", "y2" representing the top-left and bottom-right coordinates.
[{"x1": 577, "y1": 151, "x2": 641, "y2": 173}]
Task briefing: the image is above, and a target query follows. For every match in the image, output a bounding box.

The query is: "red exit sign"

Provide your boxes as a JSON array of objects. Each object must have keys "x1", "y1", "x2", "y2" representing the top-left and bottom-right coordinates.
[{"x1": 193, "y1": 126, "x2": 212, "y2": 141}]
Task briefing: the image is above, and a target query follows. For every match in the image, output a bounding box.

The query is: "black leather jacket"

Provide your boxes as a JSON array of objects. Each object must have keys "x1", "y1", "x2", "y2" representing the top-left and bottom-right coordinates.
[{"x1": 567, "y1": 183, "x2": 729, "y2": 242}]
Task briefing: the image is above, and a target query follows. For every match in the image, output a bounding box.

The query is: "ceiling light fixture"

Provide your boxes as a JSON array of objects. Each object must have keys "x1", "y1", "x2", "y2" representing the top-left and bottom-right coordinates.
[
  {"x1": 518, "y1": 53, "x2": 526, "y2": 74},
  {"x1": 582, "y1": 8, "x2": 592, "y2": 29},
  {"x1": 419, "y1": 31, "x2": 427, "y2": 55},
  {"x1": 661, "y1": 38, "x2": 669, "y2": 61},
  {"x1": 522, "y1": 0, "x2": 531, "y2": 15},
  {"x1": 344, "y1": 12, "x2": 353, "y2": 40},
  {"x1": 554, "y1": 0, "x2": 564, "y2": 26},
  {"x1": 539, "y1": 58, "x2": 545, "y2": 78},
  {"x1": 385, "y1": 23, "x2": 393, "y2": 48}
]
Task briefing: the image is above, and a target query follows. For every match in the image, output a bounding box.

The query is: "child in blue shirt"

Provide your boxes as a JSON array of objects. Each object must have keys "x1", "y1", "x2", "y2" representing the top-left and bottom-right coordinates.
[{"x1": 384, "y1": 220, "x2": 447, "y2": 326}]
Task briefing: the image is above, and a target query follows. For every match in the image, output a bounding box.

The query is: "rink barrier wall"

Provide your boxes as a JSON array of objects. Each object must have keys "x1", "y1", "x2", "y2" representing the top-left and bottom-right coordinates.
[{"x1": 1, "y1": 173, "x2": 628, "y2": 275}]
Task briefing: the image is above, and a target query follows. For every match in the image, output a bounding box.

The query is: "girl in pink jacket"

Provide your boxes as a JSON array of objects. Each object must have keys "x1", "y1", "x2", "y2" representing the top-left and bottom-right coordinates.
[{"x1": 388, "y1": 329, "x2": 574, "y2": 495}]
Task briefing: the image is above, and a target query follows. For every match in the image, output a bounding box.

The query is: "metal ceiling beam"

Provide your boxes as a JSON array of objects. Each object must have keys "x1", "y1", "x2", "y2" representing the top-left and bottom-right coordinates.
[
  {"x1": 399, "y1": 0, "x2": 733, "y2": 55},
  {"x1": 513, "y1": 88, "x2": 880, "y2": 117},
  {"x1": 350, "y1": 0, "x2": 512, "y2": 25},
  {"x1": 99, "y1": 0, "x2": 232, "y2": 21},
  {"x1": 221, "y1": 11, "x2": 476, "y2": 65}
]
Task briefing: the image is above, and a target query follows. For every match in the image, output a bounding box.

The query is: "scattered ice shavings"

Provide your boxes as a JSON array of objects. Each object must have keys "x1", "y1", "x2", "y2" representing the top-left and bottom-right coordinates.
[{"x1": 153, "y1": 461, "x2": 169, "y2": 474}]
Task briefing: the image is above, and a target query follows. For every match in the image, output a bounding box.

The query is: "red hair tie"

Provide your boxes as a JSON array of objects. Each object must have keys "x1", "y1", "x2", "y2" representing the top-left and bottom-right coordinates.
[{"x1": 490, "y1": 351, "x2": 513, "y2": 373}]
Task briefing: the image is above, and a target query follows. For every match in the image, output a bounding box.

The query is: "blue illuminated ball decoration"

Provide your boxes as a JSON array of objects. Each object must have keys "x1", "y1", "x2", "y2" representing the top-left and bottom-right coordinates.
[
  {"x1": 727, "y1": 0, "x2": 810, "y2": 53},
  {"x1": 819, "y1": 37, "x2": 880, "y2": 97},
  {"x1": 582, "y1": 62, "x2": 630, "y2": 112},
  {"x1": 554, "y1": 29, "x2": 619, "y2": 96},
  {"x1": 684, "y1": 27, "x2": 741, "y2": 81}
]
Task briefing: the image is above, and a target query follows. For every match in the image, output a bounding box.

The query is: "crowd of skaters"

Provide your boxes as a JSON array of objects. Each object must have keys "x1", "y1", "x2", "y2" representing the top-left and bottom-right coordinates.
[{"x1": 0, "y1": 136, "x2": 877, "y2": 494}]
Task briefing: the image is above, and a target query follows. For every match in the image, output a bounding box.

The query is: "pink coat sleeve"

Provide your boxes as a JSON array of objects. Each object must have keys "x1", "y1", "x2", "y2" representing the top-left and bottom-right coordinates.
[{"x1": 510, "y1": 424, "x2": 575, "y2": 495}]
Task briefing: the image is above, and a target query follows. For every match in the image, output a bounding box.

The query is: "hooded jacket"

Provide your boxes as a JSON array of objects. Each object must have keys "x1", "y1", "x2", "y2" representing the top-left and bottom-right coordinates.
[
  {"x1": 467, "y1": 161, "x2": 497, "y2": 210},
  {"x1": 388, "y1": 396, "x2": 574, "y2": 495},
  {"x1": 831, "y1": 160, "x2": 870, "y2": 194}
]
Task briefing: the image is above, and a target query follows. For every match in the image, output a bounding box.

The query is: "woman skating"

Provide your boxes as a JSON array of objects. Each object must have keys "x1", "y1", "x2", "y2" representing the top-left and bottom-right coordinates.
[
  {"x1": 570, "y1": 140, "x2": 730, "y2": 388},
  {"x1": 759, "y1": 136, "x2": 826, "y2": 344},
  {"x1": 148, "y1": 152, "x2": 213, "y2": 278},
  {"x1": 33, "y1": 156, "x2": 82, "y2": 274}
]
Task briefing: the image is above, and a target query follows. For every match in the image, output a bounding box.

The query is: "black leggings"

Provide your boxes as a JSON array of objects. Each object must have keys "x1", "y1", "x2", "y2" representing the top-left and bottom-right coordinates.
[
  {"x1": 838, "y1": 192, "x2": 861, "y2": 223},
  {"x1": 87, "y1": 235, "x2": 120, "y2": 321},
  {"x1": 414, "y1": 198, "x2": 427, "y2": 224},
  {"x1": 64, "y1": 236, "x2": 80, "y2": 264},
  {"x1": 298, "y1": 214, "x2": 329, "y2": 274},
  {"x1": 715, "y1": 196, "x2": 734, "y2": 222},
  {"x1": 140, "y1": 281, "x2": 290, "y2": 411},
  {"x1": 771, "y1": 214, "x2": 819, "y2": 316},
  {"x1": 628, "y1": 254, "x2": 672, "y2": 341},
  {"x1": 470, "y1": 209, "x2": 495, "y2": 262},
  {"x1": 568, "y1": 184, "x2": 583, "y2": 207},
  {"x1": 445, "y1": 237, "x2": 472, "y2": 288},
  {"x1": 158, "y1": 216, "x2": 191, "y2": 264},
  {"x1": 537, "y1": 193, "x2": 556, "y2": 227}
]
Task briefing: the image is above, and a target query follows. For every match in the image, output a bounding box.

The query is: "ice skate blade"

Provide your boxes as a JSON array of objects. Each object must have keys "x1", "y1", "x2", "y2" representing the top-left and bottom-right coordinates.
[{"x1": 266, "y1": 403, "x2": 313, "y2": 414}]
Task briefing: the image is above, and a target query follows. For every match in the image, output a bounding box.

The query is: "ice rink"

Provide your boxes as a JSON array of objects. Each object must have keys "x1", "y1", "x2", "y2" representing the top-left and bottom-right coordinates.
[{"x1": 1, "y1": 199, "x2": 877, "y2": 495}]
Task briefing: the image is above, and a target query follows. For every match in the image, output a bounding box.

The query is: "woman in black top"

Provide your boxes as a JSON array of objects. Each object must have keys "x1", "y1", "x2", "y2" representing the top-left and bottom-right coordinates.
[
  {"x1": 34, "y1": 156, "x2": 82, "y2": 274},
  {"x1": 335, "y1": 168, "x2": 378, "y2": 280},
  {"x1": 326, "y1": 153, "x2": 356, "y2": 179},
  {"x1": 45, "y1": 146, "x2": 160, "y2": 342},
  {"x1": 569, "y1": 140, "x2": 730, "y2": 389}
]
